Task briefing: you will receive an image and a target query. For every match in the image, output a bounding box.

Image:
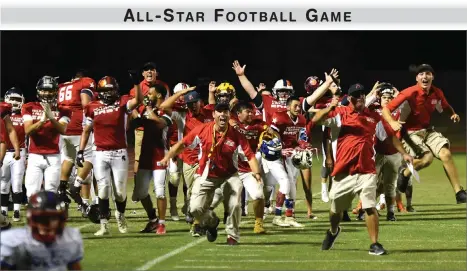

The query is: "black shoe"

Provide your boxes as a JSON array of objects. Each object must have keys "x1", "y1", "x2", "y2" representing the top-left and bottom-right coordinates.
[
  {"x1": 13, "y1": 210, "x2": 20, "y2": 222},
  {"x1": 140, "y1": 220, "x2": 159, "y2": 233},
  {"x1": 456, "y1": 188, "x2": 467, "y2": 204},
  {"x1": 342, "y1": 211, "x2": 351, "y2": 222},
  {"x1": 321, "y1": 226, "x2": 341, "y2": 250},
  {"x1": 191, "y1": 224, "x2": 204, "y2": 237},
  {"x1": 79, "y1": 204, "x2": 90, "y2": 218},
  {"x1": 357, "y1": 209, "x2": 365, "y2": 221},
  {"x1": 406, "y1": 205, "x2": 416, "y2": 212},
  {"x1": 369, "y1": 242, "x2": 387, "y2": 255},
  {"x1": 386, "y1": 212, "x2": 396, "y2": 221},
  {"x1": 397, "y1": 165, "x2": 410, "y2": 193},
  {"x1": 206, "y1": 217, "x2": 220, "y2": 242}
]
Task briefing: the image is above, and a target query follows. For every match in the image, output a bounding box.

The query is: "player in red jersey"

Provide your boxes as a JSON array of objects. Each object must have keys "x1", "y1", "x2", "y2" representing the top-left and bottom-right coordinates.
[
  {"x1": 1, "y1": 88, "x2": 26, "y2": 222},
  {"x1": 166, "y1": 82, "x2": 192, "y2": 222},
  {"x1": 229, "y1": 101, "x2": 269, "y2": 234},
  {"x1": 382, "y1": 64, "x2": 467, "y2": 204},
  {"x1": 0, "y1": 100, "x2": 21, "y2": 229},
  {"x1": 313, "y1": 83, "x2": 413, "y2": 255},
  {"x1": 22, "y1": 76, "x2": 71, "y2": 200},
  {"x1": 79, "y1": 72, "x2": 143, "y2": 236},
  {"x1": 264, "y1": 96, "x2": 309, "y2": 228},
  {"x1": 57, "y1": 71, "x2": 96, "y2": 215},
  {"x1": 160, "y1": 103, "x2": 261, "y2": 245},
  {"x1": 132, "y1": 84, "x2": 173, "y2": 235}
]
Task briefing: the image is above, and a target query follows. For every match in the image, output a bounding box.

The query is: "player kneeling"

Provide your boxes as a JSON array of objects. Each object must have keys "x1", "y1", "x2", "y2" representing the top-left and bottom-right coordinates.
[{"x1": 1, "y1": 191, "x2": 84, "y2": 270}]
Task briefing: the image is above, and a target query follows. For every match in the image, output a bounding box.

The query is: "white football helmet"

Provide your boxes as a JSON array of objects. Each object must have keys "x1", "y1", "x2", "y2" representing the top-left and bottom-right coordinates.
[
  {"x1": 291, "y1": 149, "x2": 313, "y2": 169},
  {"x1": 272, "y1": 79, "x2": 294, "y2": 103},
  {"x1": 173, "y1": 82, "x2": 190, "y2": 109}
]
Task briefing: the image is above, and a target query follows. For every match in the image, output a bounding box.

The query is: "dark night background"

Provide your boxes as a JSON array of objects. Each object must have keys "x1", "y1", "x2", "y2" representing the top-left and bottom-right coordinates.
[{"x1": 1, "y1": 31, "x2": 466, "y2": 146}]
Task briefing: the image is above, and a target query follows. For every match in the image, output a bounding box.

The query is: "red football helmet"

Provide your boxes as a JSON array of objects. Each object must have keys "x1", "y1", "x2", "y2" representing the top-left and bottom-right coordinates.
[
  {"x1": 304, "y1": 76, "x2": 323, "y2": 95},
  {"x1": 97, "y1": 76, "x2": 120, "y2": 104}
]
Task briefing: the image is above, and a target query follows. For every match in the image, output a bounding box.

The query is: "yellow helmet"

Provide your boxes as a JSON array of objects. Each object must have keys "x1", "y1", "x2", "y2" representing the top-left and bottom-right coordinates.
[{"x1": 215, "y1": 82, "x2": 236, "y2": 104}]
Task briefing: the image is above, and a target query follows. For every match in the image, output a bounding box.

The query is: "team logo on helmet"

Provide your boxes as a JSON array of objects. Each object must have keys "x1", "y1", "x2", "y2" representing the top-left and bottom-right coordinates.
[
  {"x1": 304, "y1": 76, "x2": 323, "y2": 94},
  {"x1": 97, "y1": 76, "x2": 120, "y2": 104},
  {"x1": 272, "y1": 79, "x2": 294, "y2": 104},
  {"x1": 36, "y1": 76, "x2": 59, "y2": 106},
  {"x1": 215, "y1": 82, "x2": 236, "y2": 105},
  {"x1": 259, "y1": 131, "x2": 283, "y2": 161},
  {"x1": 4, "y1": 87, "x2": 25, "y2": 112}
]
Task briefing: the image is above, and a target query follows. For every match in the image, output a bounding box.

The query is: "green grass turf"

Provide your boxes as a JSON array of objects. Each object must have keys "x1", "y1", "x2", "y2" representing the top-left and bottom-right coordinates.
[{"x1": 8, "y1": 154, "x2": 467, "y2": 270}]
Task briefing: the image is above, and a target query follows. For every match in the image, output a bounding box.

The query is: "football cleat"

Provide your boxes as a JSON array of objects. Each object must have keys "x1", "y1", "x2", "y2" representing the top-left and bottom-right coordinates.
[
  {"x1": 191, "y1": 223, "x2": 204, "y2": 237},
  {"x1": 227, "y1": 236, "x2": 239, "y2": 246},
  {"x1": 156, "y1": 224, "x2": 166, "y2": 235},
  {"x1": 272, "y1": 216, "x2": 290, "y2": 227},
  {"x1": 115, "y1": 210, "x2": 128, "y2": 233},
  {"x1": 140, "y1": 220, "x2": 159, "y2": 233},
  {"x1": 94, "y1": 222, "x2": 110, "y2": 236},
  {"x1": 253, "y1": 220, "x2": 266, "y2": 234},
  {"x1": 456, "y1": 187, "x2": 467, "y2": 204},
  {"x1": 206, "y1": 217, "x2": 220, "y2": 242},
  {"x1": 386, "y1": 212, "x2": 396, "y2": 221},
  {"x1": 285, "y1": 216, "x2": 305, "y2": 228}
]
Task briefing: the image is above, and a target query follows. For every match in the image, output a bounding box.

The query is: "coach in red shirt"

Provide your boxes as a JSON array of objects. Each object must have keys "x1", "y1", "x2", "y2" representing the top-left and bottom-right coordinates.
[
  {"x1": 313, "y1": 83, "x2": 412, "y2": 255},
  {"x1": 382, "y1": 64, "x2": 466, "y2": 204},
  {"x1": 160, "y1": 103, "x2": 261, "y2": 245}
]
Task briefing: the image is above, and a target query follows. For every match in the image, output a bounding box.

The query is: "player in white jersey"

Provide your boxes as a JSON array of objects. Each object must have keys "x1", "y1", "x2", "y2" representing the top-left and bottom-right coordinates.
[{"x1": 0, "y1": 191, "x2": 83, "y2": 270}]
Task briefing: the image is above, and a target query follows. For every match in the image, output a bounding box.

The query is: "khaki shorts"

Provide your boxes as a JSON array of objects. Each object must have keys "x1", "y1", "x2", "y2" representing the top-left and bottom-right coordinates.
[
  {"x1": 183, "y1": 163, "x2": 199, "y2": 193},
  {"x1": 402, "y1": 128, "x2": 450, "y2": 159},
  {"x1": 376, "y1": 153, "x2": 402, "y2": 198},
  {"x1": 329, "y1": 173, "x2": 377, "y2": 213},
  {"x1": 134, "y1": 129, "x2": 144, "y2": 161}
]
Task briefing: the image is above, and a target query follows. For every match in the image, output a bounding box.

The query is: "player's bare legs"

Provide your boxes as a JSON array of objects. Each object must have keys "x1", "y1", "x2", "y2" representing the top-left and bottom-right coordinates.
[
  {"x1": 301, "y1": 168, "x2": 315, "y2": 219},
  {"x1": 364, "y1": 208, "x2": 379, "y2": 244},
  {"x1": 438, "y1": 147, "x2": 463, "y2": 194}
]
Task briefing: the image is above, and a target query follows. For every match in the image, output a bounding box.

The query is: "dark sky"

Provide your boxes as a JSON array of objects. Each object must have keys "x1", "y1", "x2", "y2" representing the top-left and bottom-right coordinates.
[{"x1": 1, "y1": 31, "x2": 466, "y2": 111}]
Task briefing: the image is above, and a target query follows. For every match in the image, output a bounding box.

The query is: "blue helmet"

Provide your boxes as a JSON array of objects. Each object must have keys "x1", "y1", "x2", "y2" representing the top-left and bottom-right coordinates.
[
  {"x1": 259, "y1": 132, "x2": 283, "y2": 161},
  {"x1": 4, "y1": 87, "x2": 24, "y2": 112},
  {"x1": 298, "y1": 127, "x2": 308, "y2": 142}
]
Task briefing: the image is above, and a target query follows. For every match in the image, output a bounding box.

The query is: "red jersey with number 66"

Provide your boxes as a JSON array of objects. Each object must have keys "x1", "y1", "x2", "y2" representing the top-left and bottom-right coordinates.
[
  {"x1": 58, "y1": 77, "x2": 96, "y2": 135},
  {"x1": 22, "y1": 102, "x2": 71, "y2": 154},
  {"x1": 84, "y1": 95, "x2": 131, "y2": 151}
]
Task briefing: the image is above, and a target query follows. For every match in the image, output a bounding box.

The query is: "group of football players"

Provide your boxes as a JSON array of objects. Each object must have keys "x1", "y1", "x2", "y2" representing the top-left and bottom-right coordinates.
[{"x1": 0, "y1": 60, "x2": 466, "y2": 259}]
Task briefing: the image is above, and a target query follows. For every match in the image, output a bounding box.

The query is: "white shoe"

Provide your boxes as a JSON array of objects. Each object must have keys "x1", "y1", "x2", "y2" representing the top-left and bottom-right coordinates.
[
  {"x1": 94, "y1": 222, "x2": 110, "y2": 236},
  {"x1": 268, "y1": 206, "x2": 274, "y2": 214},
  {"x1": 115, "y1": 211, "x2": 128, "y2": 233},
  {"x1": 321, "y1": 183, "x2": 330, "y2": 203},
  {"x1": 170, "y1": 208, "x2": 180, "y2": 221},
  {"x1": 272, "y1": 216, "x2": 290, "y2": 227},
  {"x1": 285, "y1": 216, "x2": 305, "y2": 228}
]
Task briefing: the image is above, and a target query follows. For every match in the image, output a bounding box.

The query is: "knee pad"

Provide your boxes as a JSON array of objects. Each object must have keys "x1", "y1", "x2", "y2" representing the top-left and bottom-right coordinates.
[
  {"x1": 0, "y1": 182, "x2": 10, "y2": 195},
  {"x1": 169, "y1": 172, "x2": 181, "y2": 187},
  {"x1": 155, "y1": 185, "x2": 166, "y2": 199}
]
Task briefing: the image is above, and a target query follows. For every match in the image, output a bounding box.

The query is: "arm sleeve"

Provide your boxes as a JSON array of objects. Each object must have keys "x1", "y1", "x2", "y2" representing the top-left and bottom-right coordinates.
[
  {"x1": 437, "y1": 89, "x2": 451, "y2": 110},
  {"x1": 387, "y1": 89, "x2": 412, "y2": 112},
  {"x1": 252, "y1": 93, "x2": 263, "y2": 108},
  {"x1": 84, "y1": 104, "x2": 94, "y2": 126},
  {"x1": 59, "y1": 108, "x2": 72, "y2": 124}
]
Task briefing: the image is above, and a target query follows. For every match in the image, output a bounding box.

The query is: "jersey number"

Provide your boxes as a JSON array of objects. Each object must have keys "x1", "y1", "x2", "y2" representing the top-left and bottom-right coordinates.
[{"x1": 59, "y1": 85, "x2": 73, "y2": 102}]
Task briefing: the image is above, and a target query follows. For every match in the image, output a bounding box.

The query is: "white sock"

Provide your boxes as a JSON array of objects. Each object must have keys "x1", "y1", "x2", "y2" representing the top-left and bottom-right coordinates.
[
  {"x1": 14, "y1": 204, "x2": 21, "y2": 212},
  {"x1": 1, "y1": 207, "x2": 8, "y2": 213},
  {"x1": 100, "y1": 219, "x2": 108, "y2": 224},
  {"x1": 159, "y1": 219, "x2": 165, "y2": 224},
  {"x1": 321, "y1": 183, "x2": 328, "y2": 191},
  {"x1": 379, "y1": 194, "x2": 386, "y2": 204},
  {"x1": 82, "y1": 198, "x2": 90, "y2": 205}
]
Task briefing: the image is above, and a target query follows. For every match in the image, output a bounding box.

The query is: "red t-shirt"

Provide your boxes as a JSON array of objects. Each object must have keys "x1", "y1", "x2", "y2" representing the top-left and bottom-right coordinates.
[
  {"x1": 370, "y1": 104, "x2": 401, "y2": 156},
  {"x1": 269, "y1": 111, "x2": 307, "y2": 149},
  {"x1": 5, "y1": 113, "x2": 25, "y2": 149},
  {"x1": 137, "y1": 107, "x2": 173, "y2": 170},
  {"x1": 260, "y1": 94, "x2": 287, "y2": 123},
  {"x1": 386, "y1": 84, "x2": 450, "y2": 131},
  {"x1": 180, "y1": 105, "x2": 215, "y2": 165},
  {"x1": 235, "y1": 119, "x2": 268, "y2": 173},
  {"x1": 324, "y1": 106, "x2": 394, "y2": 176},
  {"x1": 22, "y1": 102, "x2": 71, "y2": 154},
  {"x1": 0, "y1": 102, "x2": 12, "y2": 143},
  {"x1": 58, "y1": 77, "x2": 96, "y2": 136},
  {"x1": 85, "y1": 95, "x2": 131, "y2": 151},
  {"x1": 182, "y1": 122, "x2": 255, "y2": 178}
]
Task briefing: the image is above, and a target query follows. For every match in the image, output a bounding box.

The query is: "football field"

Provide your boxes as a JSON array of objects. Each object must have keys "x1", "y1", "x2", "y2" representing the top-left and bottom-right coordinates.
[{"x1": 14, "y1": 154, "x2": 467, "y2": 270}]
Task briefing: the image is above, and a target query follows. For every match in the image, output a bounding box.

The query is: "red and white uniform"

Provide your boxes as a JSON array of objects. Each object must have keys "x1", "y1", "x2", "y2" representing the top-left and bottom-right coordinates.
[
  {"x1": 133, "y1": 107, "x2": 172, "y2": 201},
  {"x1": 235, "y1": 119, "x2": 268, "y2": 200},
  {"x1": 259, "y1": 94, "x2": 287, "y2": 123},
  {"x1": 22, "y1": 102, "x2": 71, "y2": 197},
  {"x1": 0, "y1": 112, "x2": 26, "y2": 196},
  {"x1": 264, "y1": 110, "x2": 307, "y2": 200},
  {"x1": 58, "y1": 77, "x2": 96, "y2": 162},
  {"x1": 84, "y1": 95, "x2": 132, "y2": 202},
  {"x1": 182, "y1": 122, "x2": 255, "y2": 179},
  {"x1": 0, "y1": 103, "x2": 12, "y2": 143},
  {"x1": 180, "y1": 105, "x2": 215, "y2": 166}
]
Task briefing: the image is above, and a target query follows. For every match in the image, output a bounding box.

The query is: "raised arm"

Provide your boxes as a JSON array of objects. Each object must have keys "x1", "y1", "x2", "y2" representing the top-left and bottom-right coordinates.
[
  {"x1": 159, "y1": 86, "x2": 195, "y2": 111},
  {"x1": 127, "y1": 70, "x2": 144, "y2": 111},
  {"x1": 304, "y1": 69, "x2": 339, "y2": 108}
]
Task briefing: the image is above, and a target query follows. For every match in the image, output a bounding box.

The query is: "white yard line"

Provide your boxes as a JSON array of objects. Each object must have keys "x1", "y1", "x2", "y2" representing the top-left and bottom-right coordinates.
[
  {"x1": 77, "y1": 223, "x2": 94, "y2": 230},
  {"x1": 174, "y1": 266, "x2": 230, "y2": 269},
  {"x1": 135, "y1": 220, "x2": 250, "y2": 270},
  {"x1": 184, "y1": 259, "x2": 466, "y2": 264}
]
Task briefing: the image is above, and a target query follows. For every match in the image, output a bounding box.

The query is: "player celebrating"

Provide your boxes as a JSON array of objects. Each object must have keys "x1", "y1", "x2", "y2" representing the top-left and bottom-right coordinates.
[
  {"x1": 382, "y1": 64, "x2": 467, "y2": 203},
  {"x1": 1, "y1": 88, "x2": 26, "y2": 222},
  {"x1": 1, "y1": 191, "x2": 84, "y2": 270},
  {"x1": 79, "y1": 72, "x2": 143, "y2": 236},
  {"x1": 57, "y1": 71, "x2": 96, "y2": 215},
  {"x1": 132, "y1": 84, "x2": 173, "y2": 235},
  {"x1": 160, "y1": 103, "x2": 261, "y2": 245},
  {"x1": 22, "y1": 76, "x2": 71, "y2": 199},
  {"x1": 230, "y1": 101, "x2": 269, "y2": 233},
  {"x1": 314, "y1": 83, "x2": 413, "y2": 255}
]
